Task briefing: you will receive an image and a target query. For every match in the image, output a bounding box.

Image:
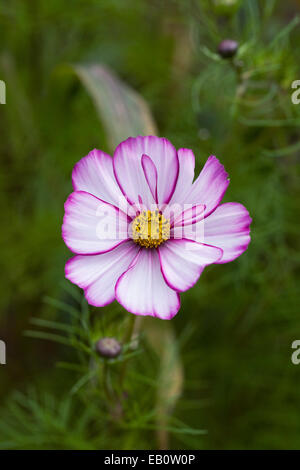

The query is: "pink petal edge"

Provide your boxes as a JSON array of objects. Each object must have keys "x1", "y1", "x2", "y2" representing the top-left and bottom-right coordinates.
[
  {"x1": 158, "y1": 238, "x2": 223, "y2": 292},
  {"x1": 62, "y1": 191, "x2": 131, "y2": 255},
  {"x1": 113, "y1": 135, "x2": 179, "y2": 207},
  {"x1": 115, "y1": 248, "x2": 181, "y2": 319}
]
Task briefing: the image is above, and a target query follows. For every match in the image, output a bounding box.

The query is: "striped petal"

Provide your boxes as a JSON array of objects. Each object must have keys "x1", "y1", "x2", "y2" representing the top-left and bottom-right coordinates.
[
  {"x1": 65, "y1": 241, "x2": 138, "y2": 307},
  {"x1": 183, "y1": 156, "x2": 229, "y2": 217},
  {"x1": 113, "y1": 135, "x2": 179, "y2": 208},
  {"x1": 203, "y1": 202, "x2": 251, "y2": 263},
  {"x1": 115, "y1": 249, "x2": 180, "y2": 319},
  {"x1": 158, "y1": 239, "x2": 222, "y2": 292},
  {"x1": 169, "y1": 148, "x2": 195, "y2": 204},
  {"x1": 62, "y1": 191, "x2": 130, "y2": 254},
  {"x1": 72, "y1": 149, "x2": 127, "y2": 209}
]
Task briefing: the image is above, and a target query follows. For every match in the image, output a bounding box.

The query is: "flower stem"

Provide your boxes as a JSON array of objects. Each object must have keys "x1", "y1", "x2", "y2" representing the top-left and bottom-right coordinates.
[
  {"x1": 123, "y1": 314, "x2": 137, "y2": 345},
  {"x1": 119, "y1": 315, "x2": 137, "y2": 390},
  {"x1": 103, "y1": 361, "x2": 114, "y2": 404}
]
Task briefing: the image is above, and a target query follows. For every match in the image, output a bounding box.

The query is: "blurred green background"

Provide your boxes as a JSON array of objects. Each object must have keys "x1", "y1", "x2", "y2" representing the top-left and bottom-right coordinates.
[{"x1": 1, "y1": 0, "x2": 300, "y2": 450}]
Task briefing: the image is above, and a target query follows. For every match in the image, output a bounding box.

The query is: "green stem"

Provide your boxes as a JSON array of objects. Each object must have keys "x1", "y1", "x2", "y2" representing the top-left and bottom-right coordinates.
[
  {"x1": 119, "y1": 315, "x2": 137, "y2": 390},
  {"x1": 123, "y1": 314, "x2": 136, "y2": 345},
  {"x1": 230, "y1": 59, "x2": 246, "y2": 117},
  {"x1": 103, "y1": 361, "x2": 114, "y2": 404}
]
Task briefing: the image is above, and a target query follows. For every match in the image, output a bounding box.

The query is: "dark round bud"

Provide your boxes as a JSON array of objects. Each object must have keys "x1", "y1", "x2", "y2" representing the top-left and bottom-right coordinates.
[
  {"x1": 95, "y1": 337, "x2": 122, "y2": 359},
  {"x1": 217, "y1": 39, "x2": 239, "y2": 59}
]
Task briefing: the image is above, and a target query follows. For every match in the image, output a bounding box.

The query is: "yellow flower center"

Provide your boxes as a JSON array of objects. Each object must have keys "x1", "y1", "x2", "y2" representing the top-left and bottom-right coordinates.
[{"x1": 131, "y1": 210, "x2": 170, "y2": 248}]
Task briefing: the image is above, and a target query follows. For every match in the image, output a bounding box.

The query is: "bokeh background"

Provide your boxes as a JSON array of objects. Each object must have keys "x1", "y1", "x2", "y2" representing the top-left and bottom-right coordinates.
[{"x1": 1, "y1": 0, "x2": 300, "y2": 450}]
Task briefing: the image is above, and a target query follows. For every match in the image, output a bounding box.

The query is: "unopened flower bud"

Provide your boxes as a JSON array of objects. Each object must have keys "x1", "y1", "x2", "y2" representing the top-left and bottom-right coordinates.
[
  {"x1": 217, "y1": 39, "x2": 239, "y2": 59},
  {"x1": 95, "y1": 337, "x2": 122, "y2": 359}
]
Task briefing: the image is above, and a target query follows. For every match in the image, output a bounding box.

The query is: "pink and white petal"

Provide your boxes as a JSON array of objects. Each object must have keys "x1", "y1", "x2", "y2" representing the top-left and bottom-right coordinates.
[
  {"x1": 169, "y1": 204, "x2": 206, "y2": 242},
  {"x1": 169, "y1": 148, "x2": 195, "y2": 205},
  {"x1": 62, "y1": 191, "x2": 130, "y2": 254},
  {"x1": 158, "y1": 239, "x2": 223, "y2": 292},
  {"x1": 72, "y1": 149, "x2": 128, "y2": 210},
  {"x1": 113, "y1": 136, "x2": 179, "y2": 207},
  {"x1": 65, "y1": 241, "x2": 138, "y2": 307},
  {"x1": 141, "y1": 154, "x2": 158, "y2": 203},
  {"x1": 204, "y1": 202, "x2": 251, "y2": 263},
  {"x1": 171, "y1": 203, "x2": 206, "y2": 228},
  {"x1": 171, "y1": 217, "x2": 207, "y2": 243},
  {"x1": 115, "y1": 249, "x2": 180, "y2": 319},
  {"x1": 183, "y1": 156, "x2": 230, "y2": 217}
]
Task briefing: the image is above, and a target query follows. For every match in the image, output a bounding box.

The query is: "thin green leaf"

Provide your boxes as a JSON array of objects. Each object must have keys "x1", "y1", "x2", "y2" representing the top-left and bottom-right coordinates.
[{"x1": 73, "y1": 64, "x2": 157, "y2": 150}]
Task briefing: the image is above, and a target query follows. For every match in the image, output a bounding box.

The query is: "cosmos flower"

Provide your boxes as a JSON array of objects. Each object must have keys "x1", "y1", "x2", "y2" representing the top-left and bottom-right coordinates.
[{"x1": 62, "y1": 136, "x2": 251, "y2": 319}]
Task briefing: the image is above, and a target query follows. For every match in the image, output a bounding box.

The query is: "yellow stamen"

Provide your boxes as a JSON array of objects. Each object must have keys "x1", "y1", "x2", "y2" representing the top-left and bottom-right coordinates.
[{"x1": 131, "y1": 210, "x2": 170, "y2": 248}]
